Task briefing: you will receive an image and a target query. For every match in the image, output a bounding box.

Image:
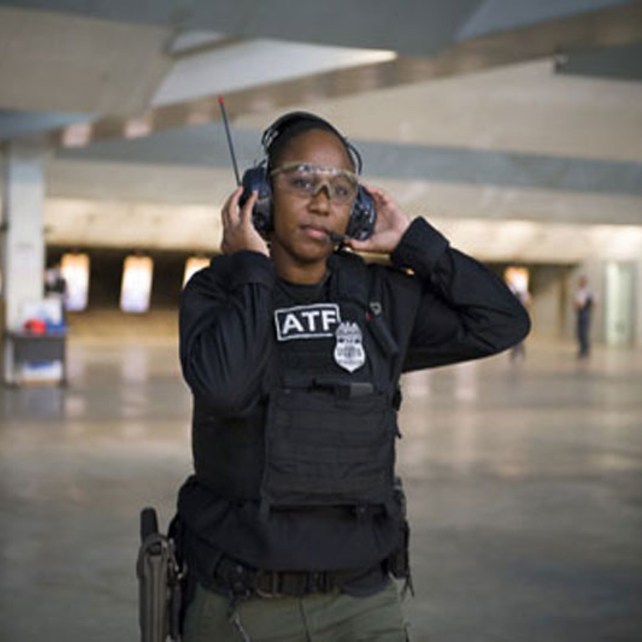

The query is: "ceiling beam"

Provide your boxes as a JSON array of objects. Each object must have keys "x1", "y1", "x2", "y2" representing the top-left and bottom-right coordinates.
[{"x1": 44, "y1": 2, "x2": 642, "y2": 149}]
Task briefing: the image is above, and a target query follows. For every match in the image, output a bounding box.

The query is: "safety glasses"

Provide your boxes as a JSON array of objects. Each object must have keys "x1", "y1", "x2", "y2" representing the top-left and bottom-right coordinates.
[{"x1": 270, "y1": 163, "x2": 359, "y2": 205}]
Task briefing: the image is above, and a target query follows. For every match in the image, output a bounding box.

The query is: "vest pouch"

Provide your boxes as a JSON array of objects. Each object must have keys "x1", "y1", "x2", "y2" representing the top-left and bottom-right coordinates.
[{"x1": 261, "y1": 388, "x2": 395, "y2": 510}]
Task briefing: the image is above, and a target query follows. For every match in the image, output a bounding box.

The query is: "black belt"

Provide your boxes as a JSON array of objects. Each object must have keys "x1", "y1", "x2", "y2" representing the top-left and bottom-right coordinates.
[{"x1": 214, "y1": 556, "x2": 384, "y2": 598}]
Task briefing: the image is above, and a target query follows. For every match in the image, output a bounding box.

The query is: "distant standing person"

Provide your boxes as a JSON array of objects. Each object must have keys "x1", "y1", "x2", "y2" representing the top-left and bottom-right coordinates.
[
  {"x1": 507, "y1": 281, "x2": 531, "y2": 361},
  {"x1": 44, "y1": 263, "x2": 67, "y2": 298},
  {"x1": 574, "y1": 276, "x2": 595, "y2": 359}
]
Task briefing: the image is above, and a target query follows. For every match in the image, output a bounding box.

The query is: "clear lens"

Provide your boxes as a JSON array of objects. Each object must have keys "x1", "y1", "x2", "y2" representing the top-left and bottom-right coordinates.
[{"x1": 272, "y1": 163, "x2": 358, "y2": 204}]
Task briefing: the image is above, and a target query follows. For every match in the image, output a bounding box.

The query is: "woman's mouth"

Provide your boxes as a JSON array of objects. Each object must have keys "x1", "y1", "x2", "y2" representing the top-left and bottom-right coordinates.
[{"x1": 301, "y1": 225, "x2": 332, "y2": 241}]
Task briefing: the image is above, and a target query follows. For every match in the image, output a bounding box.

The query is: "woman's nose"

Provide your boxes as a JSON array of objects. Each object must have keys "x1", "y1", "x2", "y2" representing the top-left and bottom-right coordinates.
[{"x1": 308, "y1": 183, "x2": 332, "y2": 212}]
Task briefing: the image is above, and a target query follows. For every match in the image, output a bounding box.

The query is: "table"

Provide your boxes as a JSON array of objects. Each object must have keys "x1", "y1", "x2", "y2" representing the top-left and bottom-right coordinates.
[{"x1": 3, "y1": 331, "x2": 67, "y2": 386}]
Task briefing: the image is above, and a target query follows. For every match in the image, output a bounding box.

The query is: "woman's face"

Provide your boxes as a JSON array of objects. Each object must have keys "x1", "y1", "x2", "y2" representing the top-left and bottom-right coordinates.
[{"x1": 270, "y1": 129, "x2": 355, "y2": 271}]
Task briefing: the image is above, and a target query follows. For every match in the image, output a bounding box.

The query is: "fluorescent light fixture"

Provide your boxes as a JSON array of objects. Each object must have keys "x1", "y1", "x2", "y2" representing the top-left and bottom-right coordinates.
[
  {"x1": 504, "y1": 266, "x2": 530, "y2": 293},
  {"x1": 60, "y1": 252, "x2": 90, "y2": 311},
  {"x1": 120, "y1": 255, "x2": 153, "y2": 313},
  {"x1": 183, "y1": 256, "x2": 210, "y2": 286}
]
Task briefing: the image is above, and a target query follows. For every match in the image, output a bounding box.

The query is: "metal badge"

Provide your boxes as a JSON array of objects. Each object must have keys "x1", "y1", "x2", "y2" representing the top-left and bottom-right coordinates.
[{"x1": 333, "y1": 322, "x2": 366, "y2": 373}]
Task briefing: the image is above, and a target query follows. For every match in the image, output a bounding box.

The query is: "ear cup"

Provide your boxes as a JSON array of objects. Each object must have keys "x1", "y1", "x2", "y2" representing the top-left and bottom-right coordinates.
[
  {"x1": 346, "y1": 186, "x2": 377, "y2": 241},
  {"x1": 240, "y1": 163, "x2": 272, "y2": 237}
]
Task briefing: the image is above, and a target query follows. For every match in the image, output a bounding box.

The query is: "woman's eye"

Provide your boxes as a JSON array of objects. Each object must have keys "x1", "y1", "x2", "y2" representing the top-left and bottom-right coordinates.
[
  {"x1": 332, "y1": 181, "x2": 355, "y2": 199},
  {"x1": 291, "y1": 176, "x2": 313, "y2": 190}
]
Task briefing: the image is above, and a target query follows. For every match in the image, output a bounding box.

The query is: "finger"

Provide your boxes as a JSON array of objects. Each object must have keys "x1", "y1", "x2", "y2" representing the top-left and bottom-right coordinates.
[
  {"x1": 229, "y1": 186, "x2": 245, "y2": 223},
  {"x1": 374, "y1": 191, "x2": 393, "y2": 209},
  {"x1": 222, "y1": 187, "x2": 243, "y2": 228},
  {"x1": 221, "y1": 191, "x2": 235, "y2": 229},
  {"x1": 239, "y1": 190, "x2": 259, "y2": 225},
  {"x1": 345, "y1": 237, "x2": 372, "y2": 253},
  {"x1": 361, "y1": 183, "x2": 387, "y2": 200},
  {"x1": 371, "y1": 189, "x2": 401, "y2": 220},
  {"x1": 363, "y1": 188, "x2": 390, "y2": 216},
  {"x1": 222, "y1": 186, "x2": 241, "y2": 215}
]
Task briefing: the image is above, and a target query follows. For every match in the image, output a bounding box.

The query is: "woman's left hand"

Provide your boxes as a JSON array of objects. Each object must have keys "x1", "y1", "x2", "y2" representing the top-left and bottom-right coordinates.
[{"x1": 345, "y1": 185, "x2": 410, "y2": 255}]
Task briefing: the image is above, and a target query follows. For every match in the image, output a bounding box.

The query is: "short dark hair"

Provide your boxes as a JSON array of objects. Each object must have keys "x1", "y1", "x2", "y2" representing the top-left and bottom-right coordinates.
[{"x1": 263, "y1": 112, "x2": 357, "y2": 173}]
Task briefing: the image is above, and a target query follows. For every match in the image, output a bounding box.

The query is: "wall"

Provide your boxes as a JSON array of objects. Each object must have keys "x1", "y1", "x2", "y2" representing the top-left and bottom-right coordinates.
[{"x1": 529, "y1": 265, "x2": 573, "y2": 340}]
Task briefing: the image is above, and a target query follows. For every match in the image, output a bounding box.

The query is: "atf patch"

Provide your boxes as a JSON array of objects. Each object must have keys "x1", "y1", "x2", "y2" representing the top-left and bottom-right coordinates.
[
  {"x1": 274, "y1": 303, "x2": 341, "y2": 342},
  {"x1": 334, "y1": 321, "x2": 366, "y2": 372}
]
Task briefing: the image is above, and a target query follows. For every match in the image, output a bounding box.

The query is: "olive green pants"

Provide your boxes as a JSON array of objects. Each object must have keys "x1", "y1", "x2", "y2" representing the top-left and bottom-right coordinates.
[{"x1": 182, "y1": 578, "x2": 410, "y2": 642}]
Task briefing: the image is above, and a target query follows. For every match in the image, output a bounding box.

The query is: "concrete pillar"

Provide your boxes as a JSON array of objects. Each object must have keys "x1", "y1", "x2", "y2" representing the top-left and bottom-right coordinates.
[
  {"x1": 530, "y1": 265, "x2": 572, "y2": 341},
  {"x1": 1, "y1": 139, "x2": 49, "y2": 381}
]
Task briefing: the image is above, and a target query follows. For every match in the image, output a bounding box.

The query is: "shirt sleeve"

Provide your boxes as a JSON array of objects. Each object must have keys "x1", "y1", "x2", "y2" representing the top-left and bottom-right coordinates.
[
  {"x1": 179, "y1": 251, "x2": 276, "y2": 415},
  {"x1": 391, "y1": 217, "x2": 531, "y2": 371}
]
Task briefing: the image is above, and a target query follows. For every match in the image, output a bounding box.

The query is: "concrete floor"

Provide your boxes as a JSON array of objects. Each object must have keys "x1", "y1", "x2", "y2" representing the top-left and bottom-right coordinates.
[{"x1": 1, "y1": 331, "x2": 641, "y2": 641}]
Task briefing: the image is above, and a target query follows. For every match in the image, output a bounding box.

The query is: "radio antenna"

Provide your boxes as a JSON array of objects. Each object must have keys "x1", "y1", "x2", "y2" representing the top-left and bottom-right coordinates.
[{"x1": 218, "y1": 96, "x2": 241, "y2": 186}]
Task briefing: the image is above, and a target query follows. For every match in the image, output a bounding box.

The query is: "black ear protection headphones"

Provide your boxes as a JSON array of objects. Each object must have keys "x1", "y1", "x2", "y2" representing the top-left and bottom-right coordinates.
[{"x1": 239, "y1": 112, "x2": 377, "y2": 241}]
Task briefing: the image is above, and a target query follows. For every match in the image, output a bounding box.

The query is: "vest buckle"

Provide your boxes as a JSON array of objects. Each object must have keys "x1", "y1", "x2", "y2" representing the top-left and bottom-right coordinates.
[{"x1": 254, "y1": 570, "x2": 284, "y2": 599}]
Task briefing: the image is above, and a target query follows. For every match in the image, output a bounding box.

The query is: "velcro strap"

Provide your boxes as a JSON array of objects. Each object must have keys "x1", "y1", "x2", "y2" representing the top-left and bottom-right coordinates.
[
  {"x1": 281, "y1": 374, "x2": 375, "y2": 398},
  {"x1": 312, "y1": 377, "x2": 374, "y2": 398}
]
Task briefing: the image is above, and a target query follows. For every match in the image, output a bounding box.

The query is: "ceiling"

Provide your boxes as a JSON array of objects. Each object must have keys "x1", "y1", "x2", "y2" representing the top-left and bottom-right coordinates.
[{"x1": 0, "y1": 0, "x2": 641, "y2": 261}]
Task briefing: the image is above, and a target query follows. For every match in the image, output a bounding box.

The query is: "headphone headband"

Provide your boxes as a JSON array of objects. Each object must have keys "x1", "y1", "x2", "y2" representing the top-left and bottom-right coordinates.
[{"x1": 261, "y1": 112, "x2": 363, "y2": 175}]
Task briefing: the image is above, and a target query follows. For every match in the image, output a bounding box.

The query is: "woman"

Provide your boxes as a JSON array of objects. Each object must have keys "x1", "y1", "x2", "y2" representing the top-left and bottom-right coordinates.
[{"x1": 177, "y1": 112, "x2": 530, "y2": 641}]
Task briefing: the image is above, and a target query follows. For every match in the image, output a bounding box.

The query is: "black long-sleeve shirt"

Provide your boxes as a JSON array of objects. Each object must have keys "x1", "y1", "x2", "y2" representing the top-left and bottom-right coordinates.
[{"x1": 177, "y1": 218, "x2": 530, "y2": 587}]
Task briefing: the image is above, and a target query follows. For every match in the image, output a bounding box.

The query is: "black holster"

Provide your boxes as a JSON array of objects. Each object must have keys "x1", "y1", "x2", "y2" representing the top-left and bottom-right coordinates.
[
  {"x1": 387, "y1": 478, "x2": 414, "y2": 595},
  {"x1": 136, "y1": 508, "x2": 185, "y2": 642},
  {"x1": 388, "y1": 518, "x2": 411, "y2": 580}
]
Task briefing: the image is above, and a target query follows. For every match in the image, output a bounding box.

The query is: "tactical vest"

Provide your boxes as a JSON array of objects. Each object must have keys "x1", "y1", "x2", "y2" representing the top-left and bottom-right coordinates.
[{"x1": 194, "y1": 252, "x2": 403, "y2": 516}]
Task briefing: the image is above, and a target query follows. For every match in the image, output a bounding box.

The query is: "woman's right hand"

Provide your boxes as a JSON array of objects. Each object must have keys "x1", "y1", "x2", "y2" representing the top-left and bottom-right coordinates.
[{"x1": 220, "y1": 187, "x2": 270, "y2": 257}]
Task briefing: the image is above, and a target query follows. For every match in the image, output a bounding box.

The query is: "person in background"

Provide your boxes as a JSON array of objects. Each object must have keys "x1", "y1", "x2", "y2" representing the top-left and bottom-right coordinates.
[
  {"x1": 44, "y1": 262, "x2": 67, "y2": 298},
  {"x1": 506, "y1": 277, "x2": 531, "y2": 361},
  {"x1": 574, "y1": 275, "x2": 596, "y2": 359},
  {"x1": 44, "y1": 262, "x2": 68, "y2": 329}
]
